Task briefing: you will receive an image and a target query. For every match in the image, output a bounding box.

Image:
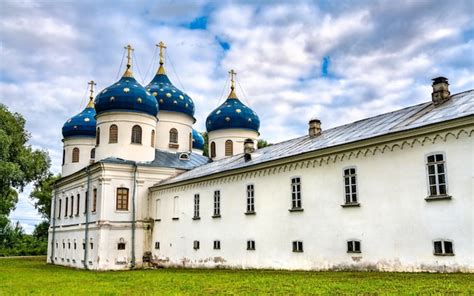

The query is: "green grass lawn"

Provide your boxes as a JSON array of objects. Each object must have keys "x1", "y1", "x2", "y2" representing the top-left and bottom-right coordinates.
[{"x1": 0, "y1": 257, "x2": 472, "y2": 295}]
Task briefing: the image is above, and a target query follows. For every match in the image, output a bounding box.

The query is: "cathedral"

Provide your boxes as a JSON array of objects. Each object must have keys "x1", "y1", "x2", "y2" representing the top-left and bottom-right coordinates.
[{"x1": 47, "y1": 42, "x2": 473, "y2": 272}]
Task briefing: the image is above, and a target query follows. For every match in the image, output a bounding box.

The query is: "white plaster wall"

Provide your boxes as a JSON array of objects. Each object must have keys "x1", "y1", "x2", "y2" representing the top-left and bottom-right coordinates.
[
  {"x1": 208, "y1": 129, "x2": 258, "y2": 160},
  {"x1": 151, "y1": 131, "x2": 473, "y2": 272},
  {"x1": 156, "y1": 111, "x2": 194, "y2": 152},
  {"x1": 95, "y1": 112, "x2": 157, "y2": 162},
  {"x1": 62, "y1": 137, "x2": 95, "y2": 177}
]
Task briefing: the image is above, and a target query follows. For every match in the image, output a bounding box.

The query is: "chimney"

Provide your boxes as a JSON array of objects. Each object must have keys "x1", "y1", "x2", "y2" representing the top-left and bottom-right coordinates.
[
  {"x1": 244, "y1": 139, "x2": 255, "y2": 162},
  {"x1": 431, "y1": 76, "x2": 450, "y2": 106},
  {"x1": 308, "y1": 119, "x2": 322, "y2": 137}
]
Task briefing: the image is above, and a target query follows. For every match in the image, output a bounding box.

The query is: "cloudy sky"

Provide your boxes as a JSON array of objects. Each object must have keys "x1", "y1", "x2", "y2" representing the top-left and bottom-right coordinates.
[{"x1": 1, "y1": 0, "x2": 473, "y2": 232}]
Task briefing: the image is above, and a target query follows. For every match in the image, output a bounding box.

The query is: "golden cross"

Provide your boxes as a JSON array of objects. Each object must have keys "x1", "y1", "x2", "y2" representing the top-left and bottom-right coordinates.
[
  {"x1": 124, "y1": 44, "x2": 134, "y2": 68},
  {"x1": 88, "y1": 80, "x2": 96, "y2": 99},
  {"x1": 229, "y1": 69, "x2": 236, "y2": 89},
  {"x1": 157, "y1": 41, "x2": 167, "y2": 64}
]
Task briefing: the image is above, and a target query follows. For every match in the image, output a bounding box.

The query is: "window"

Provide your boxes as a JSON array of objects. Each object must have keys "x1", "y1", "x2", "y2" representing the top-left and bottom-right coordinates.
[
  {"x1": 246, "y1": 184, "x2": 255, "y2": 213},
  {"x1": 72, "y1": 148, "x2": 80, "y2": 163},
  {"x1": 58, "y1": 199, "x2": 62, "y2": 219},
  {"x1": 62, "y1": 149, "x2": 65, "y2": 165},
  {"x1": 343, "y1": 168, "x2": 358, "y2": 204},
  {"x1": 90, "y1": 242, "x2": 93, "y2": 250},
  {"x1": 347, "y1": 240, "x2": 361, "y2": 253},
  {"x1": 96, "y1": 128, "x2": 100, "y2": 145},
  {"x1": 433, "y1": 240, "x2": 454, "y2": 256},
  {"x1": 131, "y1": 125, "x2": 142, "y2": 144},
  {"x1": 109, "y1": 124, "x2": 118, "y2": 143},
  {"x1": 426, "y1": 153, "x2": 448, "y2": 197},
  {"x1": 117, "y1": 243, "x2": 126, "y2": 250},
  {"x1": 155, "y1": 242, "x2": 160, "y2": 249},
  {"x1": 210, "y1": 142, "x2": 216, "y2": 158},
  {"x1": 92, "y1": 188, "x2": 97, "y2": 212},
  {"x1": 213, "y1": 240, "x2": 221, "y2": 250},
  {"x1": 225, "y1": 140, "x2": 233, "y2": 156},
  {"x1": 151, "y1": 130, "x2": 155, "y2": 147},
  {"x1": 247, "y1": 240, "x2": 255, "y2": 250},
  {"x1": 189, "y1": 132, "x2": 192, "y2": 151},
  {"x1": 169, "y1": 128, "x2": 178, "y2": 144},
  {"x1": 82, "y1": 243, "x2": 85, "y2": 250},
  {"x1": 213, "y1": 190, "x2": 221, "y2": 217},
  {"x1": 84, "y1": 192, "x2": 88, "y2": 214},
  {"x1": 193, "y1": 240, "x2": 200, "y2": 250},
  {"x1": 76, "y1": 194, "x2": 80, "y2": 215},
  {"x1": 65, "y1": 197, "x2": 68, "y2": 217},
  {"x1": 70, "y1": 195, "x2": 74, "y2": 217},
  {"x1": 90, "y1": 148, "x2": 95, "y2": 159},
  {"x1": 193, "y1": 194, "x2": 200, "y2": 219},
  {"x1": 68, "y1": 242, "x2": 71, "y2": 249},
  {"x1": 74, "y1": 242, "x2": 77, "y2": 250},
  {"x1": 173, "y1": 196, "x2": 179, "y2": 219},
  {"x1": 155, "y1": 199, "x2": 161, "y2": 221},
  {"x1": 291, "y1": 177, "x2": 302, "y2": 209},
  {"x1": 116, "y1": 188, "x2": 129, "y2": 211},
  {"x1": 292, "y1": 241, "x2": 303, "y2": 252}
]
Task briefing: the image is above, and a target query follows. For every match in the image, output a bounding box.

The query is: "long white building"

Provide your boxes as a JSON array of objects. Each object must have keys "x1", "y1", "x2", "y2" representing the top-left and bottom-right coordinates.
[{"x1": 48, "y1": 44, "x2": 474, "y2": 272}]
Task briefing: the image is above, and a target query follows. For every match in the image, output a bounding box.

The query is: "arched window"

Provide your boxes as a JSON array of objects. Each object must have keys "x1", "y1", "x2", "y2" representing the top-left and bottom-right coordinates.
[
  {"x1": 169, "y1": 128, "x2": 178, "y2": 144},
  {"x1": 96, "y1": 128, "x2": 100, "y2": 145},
  {"x1": 90, "y1": 148, "x2": 95, "y2": 159},
  {"x1": 151, "y1": 130, "x2": 155, "y2": 147},
  {"x1": 225, "y1": 140, "x2": 233, "y2": 156},
  {"x1": 131, "y1": 125, "x2": 142, "y2": 144},
  {"x1": 109, "y1": 124, "x2": 118, "y2": 143},
  {"x1": 189, "y1": 133, "x2": 192, "y2": 151},
  {"x1": 72, "y1": 148, "x2": 80, "y2": 163},
  {"x1": 210, "y1": 141, "x2": 216, "y2": 158}
]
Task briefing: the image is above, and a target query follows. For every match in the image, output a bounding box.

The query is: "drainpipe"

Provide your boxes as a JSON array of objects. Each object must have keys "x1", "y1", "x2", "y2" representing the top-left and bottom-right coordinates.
[
  {"x1": 50, "y1": 186, "x2": 57, "y2": 264},
  {"x1": 83, "y1": 166, "x2": 91, "y2": 269},
  {"x1": 131, "y1": 162, "x2": 137, "y2": 268}
]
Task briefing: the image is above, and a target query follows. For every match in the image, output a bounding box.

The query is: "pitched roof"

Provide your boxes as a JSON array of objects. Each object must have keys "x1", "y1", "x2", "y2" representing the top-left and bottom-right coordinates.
[{"x1": 157, "y1": 90, "x2": 474, "y2": 187}]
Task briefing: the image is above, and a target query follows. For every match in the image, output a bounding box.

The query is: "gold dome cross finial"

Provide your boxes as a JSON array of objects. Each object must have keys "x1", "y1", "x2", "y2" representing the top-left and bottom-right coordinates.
[
  {"x1": 156, "y1": 41, "x2": 167, "y2": 74},
  {"x1": 228, "y1": 69, "x2": 238, "y2": 99},
  {"x1": 123, "y1": 44, "x2": 134, "y2": 77},
  {"x1": 87, "y1": 80, "x2": 97, "y2": 108}
]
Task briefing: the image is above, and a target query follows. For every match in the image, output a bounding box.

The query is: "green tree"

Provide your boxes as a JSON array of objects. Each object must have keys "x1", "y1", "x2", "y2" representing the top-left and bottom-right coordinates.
[
  {"x1": 30, "y1": 174, "x2": 60, "y2": 221},
  {"x1": 201, "y1": 132, "x2": 209, "y2": 157},
  {"x1": 0, "y1": 104, "x2": 50, "y2": 216},
  {"x1": 257, "y1": 139, "x2": 272, "y2": 149}
]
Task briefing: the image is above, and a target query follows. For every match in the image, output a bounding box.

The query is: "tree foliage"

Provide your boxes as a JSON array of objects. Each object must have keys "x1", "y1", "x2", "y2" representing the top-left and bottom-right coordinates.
[
  {"x1": 201, "y1": 132, "x2": 209, "y2": 157},
  {"x1": 0, "y1": 104, "x2": 50, "y2": 216},
  {"x1": 257, "y1": 139, "x2": 272, "y2": 149},
  {"x1": 30, "y1": 174, "x2": 61, "y2": 221}
]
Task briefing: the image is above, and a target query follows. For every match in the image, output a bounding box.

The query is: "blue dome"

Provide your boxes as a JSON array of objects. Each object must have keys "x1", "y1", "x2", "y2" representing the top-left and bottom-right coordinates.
[
  {"x1": 62, "y1": 101, "x2": 96, "y2": 138},
  {"x1": 192, "y1": 129, "x2": 205, "y2": 150},
  {"x1": 95, "y1": 76, "x2": 158, "y2": 117},
  {"x1": 146, "y1": 73, "x2": 195, "y2": 118},
  {"x1": 206, "y1": 90, "x2": 260, "y2": 133}
]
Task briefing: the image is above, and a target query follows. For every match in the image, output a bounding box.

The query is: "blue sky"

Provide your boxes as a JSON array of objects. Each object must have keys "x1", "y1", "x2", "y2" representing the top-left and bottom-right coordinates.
[{"x1": 1, "y1": 0, "x2": 473, "y2": 233}]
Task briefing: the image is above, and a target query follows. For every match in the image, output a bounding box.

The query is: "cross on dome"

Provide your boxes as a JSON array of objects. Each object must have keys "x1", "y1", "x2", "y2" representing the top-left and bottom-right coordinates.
[
  {"x1": 156, "y1": 41, "x2": 167, "y2": 74},
  {"x1": 86, "y1": 80, "x2": 96, "y2": 108},
  {"x1": 228, "y1": 69, "x2": 238, "y2": 99},
  {"x1": 123, "y1": 44, "x2": 134, "y2": 78}
]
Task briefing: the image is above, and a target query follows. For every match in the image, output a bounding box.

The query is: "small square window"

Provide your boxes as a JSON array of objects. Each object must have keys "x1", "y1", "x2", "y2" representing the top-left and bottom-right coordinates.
[
  {"x1": 347, "y1": 240, "x2": 361, "y2": 253},
  {"x1": 213, "y1": 240, "x2": 221, "y2": 250},
  {"x1": 247, "y1": 240, "x2": 255, "y2": 250},
  {"x1": 292, "y1": 241, "x2": 303, "y2": 252},
  {"x1": 155, "y1": 242, "x2": 160, "y2": 249},
  {"x1": 193, "y1": 240, "x2": 200, "y2": 250},
  {"x1": 433, "y1": 240, "x2": 454, "y2": 256},
  {"x1": 117, "y1": 243, "x2": 126, "y2": 250}
]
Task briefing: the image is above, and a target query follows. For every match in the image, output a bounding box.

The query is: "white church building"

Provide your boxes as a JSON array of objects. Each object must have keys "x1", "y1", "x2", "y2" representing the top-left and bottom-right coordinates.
[{"x1": 47, "y1": 43, "x2": 473, "y2": 272}]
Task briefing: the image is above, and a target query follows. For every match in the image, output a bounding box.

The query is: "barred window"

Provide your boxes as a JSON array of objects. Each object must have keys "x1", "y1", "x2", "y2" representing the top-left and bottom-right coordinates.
[
  {"x1": 213, "y1": 190, "x2": 221, "y2": 217},
  {"x1": 347, "y1": 240, "x2": 361, "y2": 253},
  {"x1": 293, "y1": 241, "x2": 303, "y2": 252},
  {"x1": 433, "y1": 240, "x2": 454, "y2": 256},
  {"x1": 109, "y1": 124, "x2": 118, "y2": 143},
  {"x1": 151, "y1": 130, "x2": 155, "y2": 147},
  {"x1": 246, "y1": 184, "x2": 255, "y2": 213},
  {"x1": 213, "y1": 240, "x2": 221, "y2": 250},
  {"x1": 169, "y1": 128, "x2": 178, "y2": 144},
  {"x1": 72, "y1": 148, "x2": 80, "y2": 163},
  {"x1": 426, "y1": 153, "x2": 448, "y2": 196},
  {"x1": 247, "y1": 240, "x2": 255, "y2": 250},
  {"x1": 193, "y1": 194, "x2": 200, "y2": 219},
  {"x1": 116, "y1": 188, "x2": 129, "y2": 211},
  {"x1": 343, "y1": 168, "x2": 358, "y2": 204},
  {"x1": 131, "y1": 125, "x2": 142, "y2": 144},
  {"x1": 225, "y1": 140, "x2": 233, "y2": 156},
  {"x1": 291, "y1": 177, "x2": 302, "y2": 209},
  {"x1": 96, "y1": 128, "x2": 100, "y2": 145},
  {"x1": 210, "y1": 142, "x2": 216, "y2": 158}
]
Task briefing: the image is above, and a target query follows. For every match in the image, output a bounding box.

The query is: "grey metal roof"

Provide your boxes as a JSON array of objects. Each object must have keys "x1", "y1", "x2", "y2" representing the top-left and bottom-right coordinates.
[
  {"x1": 101, "y1": 149, "x2": 209, "y2": 170},
  {"x1": 157, "y1": 90, "x2": 474, "y2": 187}
]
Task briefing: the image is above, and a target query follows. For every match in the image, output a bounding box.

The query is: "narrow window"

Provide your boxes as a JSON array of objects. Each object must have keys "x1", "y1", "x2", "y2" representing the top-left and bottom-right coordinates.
[
  {"x1": 173, "y1": 196, "x2": 179, "y2": 219},
  {"x1": 131, "y1": 125, "x2": 142, "y2": 144},
  {"x1": 90, "y1": 243, "x2": 93, "y2": 250},
  {"x1": 116, "y1": 188, "x2": 129, "y2": 211},
  {"x1": 84, "y1": 192, "x2": 88, "y2": 214},
  {"x1": 82, "y1": 243, "x2": 85, "y2": 250},
  {"x1": 426, "y1": 154, "x2": 448, "y2": 197},
  {"x1": 193, "y1": 240, "x2": 200, "y2": 250},
  {"x1": 68, "y1": 242, "x2": 71, "y2": 249},
  {"x1": 96, "y1": 127, "x2": 100, "y2": 145},
  {"x1": 151, "y1": 130, "x2": 155, "y2": 147},
  {"x1": 62, "y1": 149, "x2": 65, "y2": 165},
  {"x1": 76, "y1": 194, "x2": 80, "y2": 215},
  {"x1": 213, "y1": 240, "x2": 221, "y2": 250},
  {"x1": 291, "y1": 177, "x2": 302, "y2": 209},
  {"x1": 92, "y1": 188, "x2": 97, "y2": 212},
  {"x1": 58, "y1": 199, "x2": 62, "y2": 219},
  {"x1": 343, "y1": 168, "x2": 358, "y2": 204},
  {"x1": 292, "y1": 241, "x2": 304, "y2": 252},
  {"x1": 117, "y1": 243, "x2": 126, "y2": 250},
  {"x1": 72, "y1": 148, "x2": 80, "y2": 163},
  {"x1": 225, "y1": 140, "x2": 233, "y2": 156},
  {"x1": 109, "y1": 124, "x2": 118, "y2": 143},
  {"x1": 155, "y1": 199, "x2": 161, "y2": 220},
  {"x1": 169, "y1": 128, "x2": 178, "y2": 144},
  {"x1": 347, "y1": 240, "x2": 361, "y2": 253},
  {"x1": 433, "y1": 240, "x2": 454, "y2": 256},
  {"x1": 74, "y1": 242, "x2": 77, "y2": 250},
  {"x1": 213, "y1": 190, "x2": 221, "y2": 217},
  {"x1": 70, "y1": 195, "x2": 74, "y2": 217},
  {"x1": 65, "y1": 197, "x2": 69, "y2": 217},
  {"x1": 189, "y1": 132, "x2": 192, "y2": 151},
  {"x1": 247, "y1": 240, "x2": 255, "y2": 250},
  {"x1": 246, "y1": 184, "x2": 255, "y2": 213},
  {"x1": 155, "y1": 242, "x2": 160, "y2": 249},
  {"x1": 210, "y1": 142, "x2": 216, "y2": 158},
  {"x1": 193, "y1": 194, "x2": 200, "y2": 219},
  {"x1": 90, "y1": 148, "x2": 95, "y2": 159}
]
